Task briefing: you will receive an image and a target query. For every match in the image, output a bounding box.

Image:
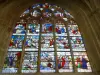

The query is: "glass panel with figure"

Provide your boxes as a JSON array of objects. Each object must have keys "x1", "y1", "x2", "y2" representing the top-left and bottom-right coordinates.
[
  {"x1": 22, "y1": 52, "x2": 38, "y2": 73},
  {"x1": 42, "y1": 23, "x2": 53, "y2": 36},
  {"x1": 70, "y1": 37, "x2": 83, "y2": 44},
  {"x1": 74, "y1": 52, "x2": 92, "y2": 72},
  {"x1": 68, "y1": 25, "x2": 81, "y2": 36},
  {"x1": 43, "y1": 9, "x2": 52, "y2": 18},
  {"x1": 25, "y1": 35, "x2": 39, "y2": 51},
  {"x1": 40, "y1": 62, "x2": 55, "y2": 72},
  {"x1": 55, "y1": 21, "x2": 67, "y2": 36},
  {"x1": 27, "y1": 21, "x2": 40, "y2": 35},
  {"x1": 71, "y1": 44, "x2": 86, "y2": 51},
  {"x1": 56, "y1": 36, "x2": 70, "y2": 51},
  {"x1": 9, "y1": 35, "x2": 24, "y2": 51},
  {"x1": 57, "y1": 52, "x2": 73, "y2": 72},
  {"x1": 70, "y1": 37, "x2": 85, "y2": 51},
  {"x1": 41, "y1": 35, "x2": 54, "y2": 51},
  {"x1": 41, "y1": 52, "x2": 55, "y2": 62},
  {"x1": 13, "y1": 23, "x2": 26, "y2": 35},
  {"x1": 2, "y1": 51, "x2": 22, "y2": 73}
]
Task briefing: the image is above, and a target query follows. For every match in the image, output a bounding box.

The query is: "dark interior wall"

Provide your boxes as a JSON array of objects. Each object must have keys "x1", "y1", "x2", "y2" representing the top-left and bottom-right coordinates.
[{"x1": 0, "y1": 0, "x2": 100, "y2": 75}]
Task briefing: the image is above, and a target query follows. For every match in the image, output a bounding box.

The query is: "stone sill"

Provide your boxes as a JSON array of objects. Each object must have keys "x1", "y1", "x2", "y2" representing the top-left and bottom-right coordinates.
[{"x1": 0, "y1": 72, "x2": 100, "y2": 75}]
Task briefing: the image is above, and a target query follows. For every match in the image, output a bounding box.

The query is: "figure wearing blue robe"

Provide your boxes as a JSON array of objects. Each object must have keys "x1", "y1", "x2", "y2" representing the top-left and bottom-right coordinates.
[
  {"x1": 82, "y1": 57, "x2": 88, "y2": 69},
  {"x1": 25, "y1": 40, "x2": 28, "y2": 46},
  {"x1": 21, "y1": 30, "x2": 25, "y2": 34},
  {"x1": 9, "y1": 56, "x2": 14, "y2": 67},
  {"x1": 57, "y1": 29, "x2": 61, "y2": 34},
  {"x1": 31, "y1": 28, "x2": 35, "y2": 33},
  {"x1": 58, "y1": 62, "x2": 61, "y2": 69},
  {"x1": 39, "y1": 4, "x2": 43, "y2": 8},
  {"x1": 61, "y1": 27, "x2": 65, "y2": 33},
  {"x1": 13, "y1": 40, "x2": 17, "y2": 45},
  {"x1": 40, "y1": 64, "x2": 44, "y2": 70}
]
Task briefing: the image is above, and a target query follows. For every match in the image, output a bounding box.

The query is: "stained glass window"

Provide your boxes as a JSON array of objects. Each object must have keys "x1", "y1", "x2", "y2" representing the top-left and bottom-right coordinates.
[{"x1": 2, "y1": 3, "x2": 92, "y2": 73}]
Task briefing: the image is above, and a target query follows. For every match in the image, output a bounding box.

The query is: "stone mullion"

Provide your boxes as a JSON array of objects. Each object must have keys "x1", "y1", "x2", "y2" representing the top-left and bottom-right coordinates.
[
  {"x1": 37, "y1": 21, "x2": 42, "y2": 73},
  {"x1": 17, "y1": 23, "x2": 28, "y2": 74},
  {"x1": 52, "y1": 19, "x2": 59, "y2": 73},
  {"x1": 0, "y1": 49, "x2": 8, "y2": 73},
  {"x1": 65, "y1": 22, "x2": 76, "y2": 72}
]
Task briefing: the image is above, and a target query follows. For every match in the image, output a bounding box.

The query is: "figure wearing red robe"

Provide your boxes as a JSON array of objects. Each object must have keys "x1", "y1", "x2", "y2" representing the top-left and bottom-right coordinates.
[
  {"x1": 63, "y1": 42, "x2": 67, "y2": 45},
  {"x1": 47, "y1": 62, "x2": 52, "y2": 68},
  {"x1": 56, "y1": 27, "x2": 59, "y2": 33},
  {"x1": 9, "y1": 40, "x2": 14, "y2": 47},
  {"x1": 61, "y1": 57, "x2": 65, "y2": 68},
  {"x1": 72, "y1": 30, "x2": 76, "y2": 34},
  {"x1": 50, "y1": 39, "x2": 54, "y2": 46},
  {"x1": 48, "y1": 26, "x2": 52, "y2": 32},
  {"x1": 26, "y1": 64, "x2": 33, "y2": 70},
  {"x1": 44, "y1": 3, "x2": 49, "y2": 8},
  {"x1": 64, "y1": 45, "x2": 69, "y2": 49}
]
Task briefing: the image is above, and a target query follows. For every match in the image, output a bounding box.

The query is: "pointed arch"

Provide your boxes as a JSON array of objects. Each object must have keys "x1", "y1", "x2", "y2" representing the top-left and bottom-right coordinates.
[{"x1": 2, "y1": 3, "x2": 92, "y2": 73}]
